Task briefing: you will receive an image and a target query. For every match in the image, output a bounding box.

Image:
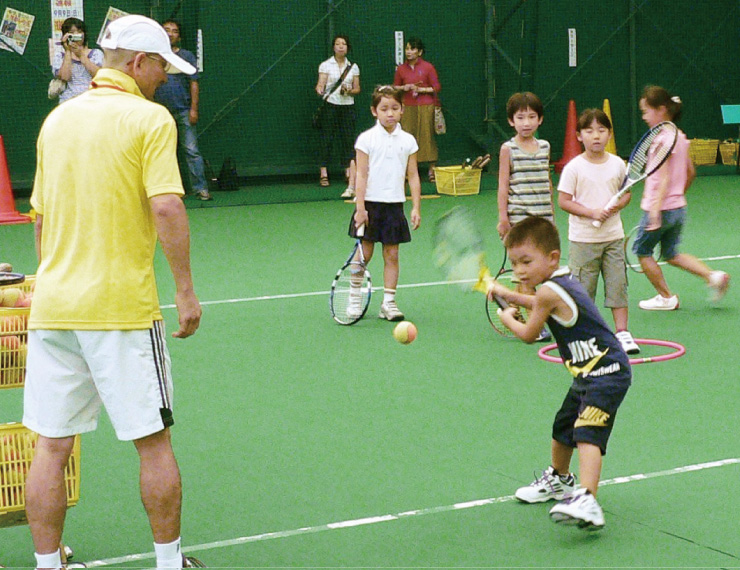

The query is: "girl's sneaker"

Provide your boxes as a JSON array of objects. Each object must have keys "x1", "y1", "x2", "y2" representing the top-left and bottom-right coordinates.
[
  {"x1": 379, "y1": 300, "x2": 404, "y2": 321},
  {"x1": 638, "y1": 294, "x2": 679, "y2": 311},
  {"x1": 515, "y1": 466, "x2": 576, "y2": 503},
  {"x1": 708, "y1": 271, "x2": 730, "y2": 302}
]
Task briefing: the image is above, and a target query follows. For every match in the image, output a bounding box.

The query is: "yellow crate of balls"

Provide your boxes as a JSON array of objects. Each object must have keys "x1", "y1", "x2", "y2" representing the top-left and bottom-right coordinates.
[
  {"x1": 688, "y1": 139, "x2": 719, "y2": 166},
  {"x1": 0, "y1": 276, "x2": 34, "y2": 389},
  {"x1": 719, "y1": 140, "x2": 738, "y2": 166},
  {"x1": 434, "y1": 166, "x2": 482, "y2": 196},
  {"x1": 0, "y1": 423, "x2": 81, "y2": 527}
]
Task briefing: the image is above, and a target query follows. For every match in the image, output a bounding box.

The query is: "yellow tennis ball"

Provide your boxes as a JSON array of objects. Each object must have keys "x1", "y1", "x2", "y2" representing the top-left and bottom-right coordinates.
[{"x1": 393, "y1": 321, "x2": 417, "y2": 345}]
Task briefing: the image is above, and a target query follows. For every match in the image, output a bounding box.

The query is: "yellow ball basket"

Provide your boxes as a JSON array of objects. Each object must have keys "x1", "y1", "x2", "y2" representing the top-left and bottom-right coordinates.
[
  {"x1": 688, "y1": 139, "x2": 719, "y2": 166},
  {"x1": 0, "y1": 423, "x2": 81, "y2": 528},
  {"x1": 719, "y1": 139, "x2": 739, "y2": 166},
  {"x1": 0, "y1": 276, "x2": 34, "y2": 390},
  {"x1": 433, "y1": 166, "x2": 482, "y2": 196}
]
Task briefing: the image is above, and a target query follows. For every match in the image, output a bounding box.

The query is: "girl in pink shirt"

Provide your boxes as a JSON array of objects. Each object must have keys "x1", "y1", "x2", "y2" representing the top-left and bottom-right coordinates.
[{"x1": 633, "y1": 86, "x2": 729, "y2": 310}]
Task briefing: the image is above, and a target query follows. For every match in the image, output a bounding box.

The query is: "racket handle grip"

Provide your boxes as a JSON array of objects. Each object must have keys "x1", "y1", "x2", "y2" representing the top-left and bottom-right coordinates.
[
  {"x1": 356, "y1": 224, "x2": 365, "y2": 238},
  {"x1": 592, "y1": 194, "x2": 620, "y2": 228}
]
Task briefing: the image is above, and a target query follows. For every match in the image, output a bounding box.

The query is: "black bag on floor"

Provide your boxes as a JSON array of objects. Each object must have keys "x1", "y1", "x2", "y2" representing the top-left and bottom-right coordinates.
[{"x1": 218, "y1": 157, "x2": 239, "y2": 191}]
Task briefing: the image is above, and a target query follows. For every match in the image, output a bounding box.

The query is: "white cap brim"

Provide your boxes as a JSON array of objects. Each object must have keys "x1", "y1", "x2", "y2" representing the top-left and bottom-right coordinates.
[
  {"x1": 163, "y1": 52, "x2": 196, "y2": 75},
  {"x1": 100, "y1": 14, "x2": 196, "y2": 75}
]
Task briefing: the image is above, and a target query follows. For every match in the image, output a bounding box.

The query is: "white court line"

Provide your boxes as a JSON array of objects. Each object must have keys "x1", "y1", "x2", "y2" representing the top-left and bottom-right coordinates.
[
  {"x1": 84, "y1": 457, "x2": 740, "y2": 567},
  {"x1": 161, "y1": 253, "x2": 740, "y2": 310}
]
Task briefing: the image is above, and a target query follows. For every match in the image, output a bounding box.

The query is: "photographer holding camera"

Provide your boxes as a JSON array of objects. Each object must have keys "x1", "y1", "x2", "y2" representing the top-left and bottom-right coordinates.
[{"x1": 53, "y1": 17, "x2": 103, "y2": 104}]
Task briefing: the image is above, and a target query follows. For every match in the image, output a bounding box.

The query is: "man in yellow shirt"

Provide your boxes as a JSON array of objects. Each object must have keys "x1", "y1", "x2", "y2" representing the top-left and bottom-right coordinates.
[{"x1": 24, "y1": 15, "x2": 203, "y2": 570}]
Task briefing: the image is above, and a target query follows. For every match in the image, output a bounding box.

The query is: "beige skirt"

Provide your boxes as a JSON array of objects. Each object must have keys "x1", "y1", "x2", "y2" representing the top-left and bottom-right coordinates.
[{"x1": 401, "y1": 104, "x2": 438, "y2": 163}]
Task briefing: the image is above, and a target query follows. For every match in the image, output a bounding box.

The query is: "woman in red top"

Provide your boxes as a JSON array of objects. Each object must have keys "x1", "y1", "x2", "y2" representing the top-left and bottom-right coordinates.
[{"x1": 393, "y1": 37, "x2": 441, "y2": 182}]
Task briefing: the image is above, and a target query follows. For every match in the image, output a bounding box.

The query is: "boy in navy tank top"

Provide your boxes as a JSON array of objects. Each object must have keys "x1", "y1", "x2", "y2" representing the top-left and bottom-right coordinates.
[{"x1": 487, "y1": 216, "x2": 631, "y2": 530}]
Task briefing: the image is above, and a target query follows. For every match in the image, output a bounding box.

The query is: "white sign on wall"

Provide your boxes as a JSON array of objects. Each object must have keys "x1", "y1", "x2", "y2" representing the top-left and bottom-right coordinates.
[
  {"x1": 394, "y1": 31, "x2": 404, "y2": 66},
  {"x1": 568, "y1": 28, "x2": 577, "y2": 67}
]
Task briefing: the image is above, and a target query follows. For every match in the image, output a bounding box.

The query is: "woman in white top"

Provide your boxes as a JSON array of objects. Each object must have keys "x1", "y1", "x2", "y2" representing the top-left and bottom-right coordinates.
[
  {"x1": 53, "y1": 18, "x2": 103, "y2": 104},
  {"x1": 315, "y1": 35, "x2": 360, "y2": 197}
]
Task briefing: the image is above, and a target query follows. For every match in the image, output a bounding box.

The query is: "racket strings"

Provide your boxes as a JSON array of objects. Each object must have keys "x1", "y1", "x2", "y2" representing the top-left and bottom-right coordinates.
[
  {"x1": 433, "y1": 208, "x2": 487, "y2": 289},
  {"x1": 630, "y1": 122, "x2": 678, "y2": 179},
  {"x1": 332, "y1": 262, "x2": 370, "y2": 323}
]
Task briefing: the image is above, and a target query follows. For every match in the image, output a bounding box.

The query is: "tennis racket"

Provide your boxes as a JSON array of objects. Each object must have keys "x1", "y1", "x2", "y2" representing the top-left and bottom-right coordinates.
[
  {"x1": 483, "y1": 250, "x2": 528, "y2": 336},
  {"x1": 432, "y1": 206, "x2": 521, "y2": 335},
  {"x1": 0, "y1": 272, "x2": 25, "y2": 286},
  {"x1": 330, "y1": 225, "x2": 371, "y2": 325},
  {"x1": 476, "y1": 153, "x2": 492, "y2": 169},
  {"x1": 593, "y1": 121, "x2": 678, "y2": 228}
]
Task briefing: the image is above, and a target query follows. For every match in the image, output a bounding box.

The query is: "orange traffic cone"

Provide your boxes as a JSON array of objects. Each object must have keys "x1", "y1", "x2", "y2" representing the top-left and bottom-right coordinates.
[
  {"x1": 554, "y1": 100, "x2": 580, "y2": 173},
  {"x1": 0, "y1": 135, "x2": 31, "y2": 225},
  {"x1": 603, "y1": 99, "x2": 617, "y2": 155}
]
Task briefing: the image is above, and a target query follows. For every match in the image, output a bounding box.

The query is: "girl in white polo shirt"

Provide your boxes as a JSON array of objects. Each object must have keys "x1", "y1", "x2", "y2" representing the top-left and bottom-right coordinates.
[{"x1": 349, "y1": 85, "x2": 421, "y2": 321}]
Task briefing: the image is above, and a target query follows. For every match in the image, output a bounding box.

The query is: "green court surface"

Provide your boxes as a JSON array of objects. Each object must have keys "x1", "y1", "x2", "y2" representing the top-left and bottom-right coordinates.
[{"x1": 1, "y1": 174, "x2": 739, "y2": 569}]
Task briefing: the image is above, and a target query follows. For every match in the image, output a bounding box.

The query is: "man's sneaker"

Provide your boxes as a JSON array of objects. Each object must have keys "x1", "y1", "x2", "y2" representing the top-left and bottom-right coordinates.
[
  {"x1": 184, "y1": 556, "x2": 207, "y2": 568},
  {"x1": 549, "y1": 488, "x2": 605, "y2": 530},
  {"x1": 341, "y1": 187, "x2": 355, "y2": 199},
  {"x1": 535, "y1": 328, "x2": 551, "y2": 342},
  {"x1": 197, "y1": 190, "x2": 213, "y2": 201},
  {"x1": 708, "y1": 271, "x2": 730, "y2": 302},
  {"x1": 638, "y1": 294, "x2": 679, "y2": 311},
  {"x1": 515, "y1": 466, "x2": 576, "y2": 503},
  {"x1": 379, "y1": 300, "x2": 404, "y2": 321},
  {"x1": 615, "y1": 330, "x2": 640, "y2": 355}
]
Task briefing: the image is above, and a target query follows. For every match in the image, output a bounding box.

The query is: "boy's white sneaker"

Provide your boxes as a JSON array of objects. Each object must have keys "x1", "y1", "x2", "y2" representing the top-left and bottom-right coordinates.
[
  {"x1": 638, "y1": 294, "x2": 679, "y2": 311},
  {"x1": 549, "y1": 488, "x2": 605, "y2": 530},
  {"x1": 379, "y1": 300, "x2": 404, "y2": 321},
  {"x1": 615, "y1": 330, "x2": 640, "y2": 355},
  {"x1": 708, "y1": 271, "x2": 730, "y2": 302},
  {"x1": 515, "y1": 466, "x2": 576, "y2": 503},
  {"x1": 341, "y1": 187, "x2": 355, "y2": 199}
]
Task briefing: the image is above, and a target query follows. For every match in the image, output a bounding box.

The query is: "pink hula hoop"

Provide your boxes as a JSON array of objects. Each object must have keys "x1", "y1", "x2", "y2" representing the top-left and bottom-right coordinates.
[{"x1": 538, "y1": 338, "x2": 686, "y2": 365}]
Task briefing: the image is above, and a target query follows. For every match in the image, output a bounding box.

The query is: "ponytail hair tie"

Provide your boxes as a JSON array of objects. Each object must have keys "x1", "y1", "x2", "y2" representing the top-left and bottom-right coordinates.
[{"x1": 671, "y1": 96, "x2": 682, "y2": 103}]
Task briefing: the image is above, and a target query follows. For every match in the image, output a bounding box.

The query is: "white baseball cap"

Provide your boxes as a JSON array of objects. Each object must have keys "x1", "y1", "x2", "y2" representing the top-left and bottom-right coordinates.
[{"x1": 100, "y1": 14, "x2": 196, "y2": 75}]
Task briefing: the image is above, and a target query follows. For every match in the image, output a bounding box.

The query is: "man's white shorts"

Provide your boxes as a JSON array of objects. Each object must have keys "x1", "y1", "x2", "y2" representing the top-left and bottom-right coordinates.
[{"x1": 23, "y1": 321, "x2": 175, "y2": 441}]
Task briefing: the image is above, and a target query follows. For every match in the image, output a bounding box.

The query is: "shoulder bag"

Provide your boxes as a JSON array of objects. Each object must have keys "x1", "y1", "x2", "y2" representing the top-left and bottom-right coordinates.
[
  {"x1": 312, "y1": 61, "x2": 353, "y2": 130},
  {"x1": 434, "y1": 96, "x2": 447, "y2": 135}
]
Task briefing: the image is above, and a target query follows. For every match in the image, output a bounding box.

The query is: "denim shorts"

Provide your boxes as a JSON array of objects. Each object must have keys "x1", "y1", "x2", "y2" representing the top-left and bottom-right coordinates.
[{"x1": 632, "y1": 207, "x2": 686, "y2": 260}]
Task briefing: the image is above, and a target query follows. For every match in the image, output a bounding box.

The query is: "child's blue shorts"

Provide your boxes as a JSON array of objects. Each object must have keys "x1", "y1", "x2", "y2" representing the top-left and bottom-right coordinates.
[{"x1": 632, "y1": 207, "x2": 686, "y2": 261}]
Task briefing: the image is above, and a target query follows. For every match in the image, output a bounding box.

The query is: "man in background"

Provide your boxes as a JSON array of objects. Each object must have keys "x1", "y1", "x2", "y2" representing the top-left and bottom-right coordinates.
[{"x1": 155, "y1": 18, "x2": 212, "y2": 201}]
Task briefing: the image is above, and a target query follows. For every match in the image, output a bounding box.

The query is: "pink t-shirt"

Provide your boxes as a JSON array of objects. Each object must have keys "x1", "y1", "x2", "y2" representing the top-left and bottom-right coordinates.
[{"x1": 640, "y1": 130, "x2": 690, "y2": 211}]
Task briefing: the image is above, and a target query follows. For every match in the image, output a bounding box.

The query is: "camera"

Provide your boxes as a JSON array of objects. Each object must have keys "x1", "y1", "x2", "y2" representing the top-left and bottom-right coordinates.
[{"x1": 67, "y1": 33, "x2": 84, "y2": 43}]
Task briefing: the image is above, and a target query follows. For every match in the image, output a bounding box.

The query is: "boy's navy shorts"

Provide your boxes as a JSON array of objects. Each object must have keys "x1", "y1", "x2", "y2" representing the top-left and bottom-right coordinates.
[
  {"x1": 552, "y1": 374, "x2": 631, "y2": 455},
  {"x1": 348, "y1": 201, "x2": 411, "y2": 245}
]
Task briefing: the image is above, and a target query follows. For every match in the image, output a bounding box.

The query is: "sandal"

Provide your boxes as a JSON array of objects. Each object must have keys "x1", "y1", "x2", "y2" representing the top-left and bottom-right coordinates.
[
  {"x1": 428, "y1": 171, "x2": 436, "y2": 183},
  {"x1": 319, "y1": 176, "x2": 330, "y2": 187}
]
